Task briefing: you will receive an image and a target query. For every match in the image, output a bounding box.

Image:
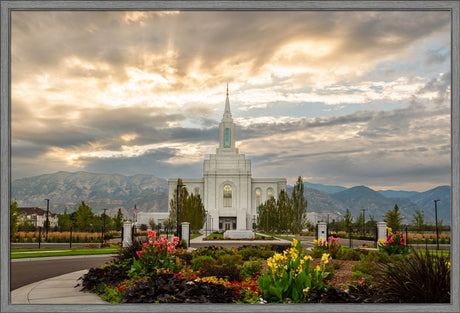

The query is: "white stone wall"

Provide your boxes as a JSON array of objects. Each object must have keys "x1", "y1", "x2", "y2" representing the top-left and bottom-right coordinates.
[{"x1": 136, "y1": 212, "x2": 170, "y2": 229}]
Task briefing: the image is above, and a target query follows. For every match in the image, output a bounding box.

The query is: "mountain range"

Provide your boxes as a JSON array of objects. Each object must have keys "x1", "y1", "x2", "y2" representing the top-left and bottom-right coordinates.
[{"x1": 11, "y1": 171, "x2": 451, "y2": 225}]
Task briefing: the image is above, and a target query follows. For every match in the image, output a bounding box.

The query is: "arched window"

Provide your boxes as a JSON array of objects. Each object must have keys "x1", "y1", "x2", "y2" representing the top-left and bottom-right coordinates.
[
  {"x1": 255, "y1": 188, "x2": 261, "y2": 213},
  {"x1": 223, "y1": 184, "x2": 232, "y2": 207},
  {"x1": 267, "y1": 188, "x2": 274, "y2": 199}
]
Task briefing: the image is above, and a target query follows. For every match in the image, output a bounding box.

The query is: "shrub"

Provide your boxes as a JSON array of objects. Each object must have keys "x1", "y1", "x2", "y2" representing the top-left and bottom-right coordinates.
[
  {"x1": 191, "y1": 255, "x2": 217, "y2": 271},
  {"x1": 201, "y1": 264, "x2": 241, "y2": 282},
  {"x1": 78, "y1": 263, "x2": 131, "y2": 292},
  {"x1": 217, "y1": 254, "x2": 243, "y2": 266},
  {"x1": 192, "y1": 246, "x2": 234, "y2": 259},
  {"x1": 115, "y1": 239, "x2": 144, "y2": 264},
  {"x1": 237, "y1": 245, "x2": 275, "y2": 260},
  {"x1": 373, "y1": 248, "x2": 450, "y2": 303},
  {"x1": 240, "y1": 259, "x2": 264, "y2": 278}
]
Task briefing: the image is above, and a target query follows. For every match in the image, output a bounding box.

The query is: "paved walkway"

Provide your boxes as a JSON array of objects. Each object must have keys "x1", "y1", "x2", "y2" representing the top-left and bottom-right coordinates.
[{"x1": 11, "y1": 269, "x2": 107, "y2": 304}]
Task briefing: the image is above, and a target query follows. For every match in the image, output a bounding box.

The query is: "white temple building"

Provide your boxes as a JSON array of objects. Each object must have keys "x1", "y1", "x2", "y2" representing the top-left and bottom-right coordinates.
[{"x1": 168, "y1": 87, "x2": 286, "y2": 232}]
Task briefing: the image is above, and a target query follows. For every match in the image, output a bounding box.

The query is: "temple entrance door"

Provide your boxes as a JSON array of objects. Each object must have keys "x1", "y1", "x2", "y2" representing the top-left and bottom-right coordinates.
[{"x1": 224, "y1": 222, "x2": 231, "y2": 231}]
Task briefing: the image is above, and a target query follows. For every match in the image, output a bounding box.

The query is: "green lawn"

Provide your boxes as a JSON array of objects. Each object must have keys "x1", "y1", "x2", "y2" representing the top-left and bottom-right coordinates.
[
  {"x1": 414, "y1": 249, "x2": 450, "y2": 257},
  {"x1": 10, "y1": 246, "x2": 119, "y2": 259},
  {"x1": 190, "y1": 233, "x2": 203, "y2": 240}
]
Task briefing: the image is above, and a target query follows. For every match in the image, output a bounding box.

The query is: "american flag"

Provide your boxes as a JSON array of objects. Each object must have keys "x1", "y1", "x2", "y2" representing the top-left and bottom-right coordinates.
[{"x1": 133, "y1": 204, "x2": 137, "y2": 217}]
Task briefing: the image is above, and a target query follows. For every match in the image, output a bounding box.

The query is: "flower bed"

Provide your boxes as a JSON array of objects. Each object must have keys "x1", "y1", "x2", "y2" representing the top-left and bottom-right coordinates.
[{"x1": 78, "y1": 231, "x2": 451, "y2": 304}]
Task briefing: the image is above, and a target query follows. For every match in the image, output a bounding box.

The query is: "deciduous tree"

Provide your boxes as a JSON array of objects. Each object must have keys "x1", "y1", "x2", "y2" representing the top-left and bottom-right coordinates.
[
  {"x1": 74, "y1": 201, "x2": 94, "y2": 231},
  {"x1": 10, "y1": 200, "x2": 19, "y2": 238},
  {"x1": 413, "y1": 209, "x2": 425, "y2": 231}
]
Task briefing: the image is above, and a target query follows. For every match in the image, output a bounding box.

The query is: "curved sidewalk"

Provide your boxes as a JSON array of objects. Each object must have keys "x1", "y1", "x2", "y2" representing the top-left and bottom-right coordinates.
[{"x1": 11, "y1": 269, "x2": 107, "y2": 304}]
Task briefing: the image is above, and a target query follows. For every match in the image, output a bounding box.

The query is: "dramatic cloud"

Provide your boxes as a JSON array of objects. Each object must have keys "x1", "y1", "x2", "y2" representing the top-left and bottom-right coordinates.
[{"x1": 10, "y1": 10, "x2": 451, "y2": 191}]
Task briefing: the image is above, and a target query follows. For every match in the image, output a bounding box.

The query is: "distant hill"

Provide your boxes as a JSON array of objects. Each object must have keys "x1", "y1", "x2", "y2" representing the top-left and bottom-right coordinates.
[
  {"x1": 410, "y1": 186, "x2": 451, "y2": 225},
  {"x1": 12, "y1": 172, "x2": 451, "y2": 225},
  {"x1": 286, "y1": 183, "x2": 450, "y2": 224},
  {"x1": 378, "y1": 190, "x2": 420, "y2": 198},
  {"x1": 11, "y1": 171, "x2": 169, "y2": 216},
  {"x1": 303, "y1": 182, "x2": 347, "y2": 194}
]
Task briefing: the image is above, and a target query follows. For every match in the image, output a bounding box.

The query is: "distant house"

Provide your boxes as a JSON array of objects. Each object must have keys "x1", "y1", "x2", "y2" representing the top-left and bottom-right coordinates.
[
  {"x1": 18, "y1": 207, "x2": 59, "y2": 228},
  {"x1": 136, "y1": 212, "x2": 170, "y2": 230}
]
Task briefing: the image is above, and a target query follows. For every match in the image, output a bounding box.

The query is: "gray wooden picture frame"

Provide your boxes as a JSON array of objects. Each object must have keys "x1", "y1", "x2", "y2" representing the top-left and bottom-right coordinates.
[{"x1": 1, "y1": 1, "x2": 458, "y2": 312}]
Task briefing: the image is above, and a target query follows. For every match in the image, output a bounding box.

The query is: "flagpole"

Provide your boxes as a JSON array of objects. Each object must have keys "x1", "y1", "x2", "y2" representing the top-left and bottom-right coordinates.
[{"x1": 134, "y1": 204, "x2": 137, "y2": 223}]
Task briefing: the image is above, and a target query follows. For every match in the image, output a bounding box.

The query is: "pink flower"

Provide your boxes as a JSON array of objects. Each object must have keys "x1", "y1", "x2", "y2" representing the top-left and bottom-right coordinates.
[
  {"x1": 142, "y1": 242, "x2": 148, "y2": 248},
  {"x1": 173, "y1": 236, "x2": 179, "y2": 245},
  {"x1": 148, "y1": 230, "x2": 156, "y2": 238}
]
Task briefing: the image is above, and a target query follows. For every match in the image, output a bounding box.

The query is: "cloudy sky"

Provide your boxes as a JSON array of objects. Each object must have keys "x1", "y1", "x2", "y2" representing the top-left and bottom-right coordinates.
[{"x1": 11, "y1": 10, "x2": 451, "y2": 191}]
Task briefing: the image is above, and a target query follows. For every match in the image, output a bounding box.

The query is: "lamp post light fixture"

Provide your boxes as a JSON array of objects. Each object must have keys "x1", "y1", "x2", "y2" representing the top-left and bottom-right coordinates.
[
  {"x1": 433, "y1": 199, "x2": 440, "y2": 250},
  {"x1": 44, "y1": 199, "x2": 50, "y2": 240},
  {"x1": 176, "y1": 183, "x2": 185, "y2": 241}
]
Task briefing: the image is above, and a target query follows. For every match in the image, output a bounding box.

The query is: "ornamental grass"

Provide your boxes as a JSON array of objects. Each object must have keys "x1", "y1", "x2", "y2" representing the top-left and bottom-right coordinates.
[{"x1": 373, "y1": 247, "x2": 450, "y2": 303}]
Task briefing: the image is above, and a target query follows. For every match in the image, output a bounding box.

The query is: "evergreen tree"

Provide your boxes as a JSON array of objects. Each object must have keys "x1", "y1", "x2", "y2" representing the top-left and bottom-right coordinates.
[
  {"x1": 344, "y1": 208, "x2": 353, "y2": 233},
  {"x1": 257, "y1": 197, "x2": 277, "y2": 232},
  {"x1": 168, "y1": 179, "x2": 206, "y2": 232},
  {"x1": 290, "y1": 176, "x2": 307, "y2": 234},
  {"x1": 10, "y1": 200, "x2": 19, "y2": 238},
  {"x1": 355, "y1": 212, "x2": 365, "y2": 234},
  {"x1": 113, "y1": 208, "x2": 124, "y2": 230},
  {"x1": 186, "y1": 193, "x2": 206, "y2": 232},
  {"x1": 384, "y1": 204, "x2": 404, "y2": 230},
  {"x1": 74, "y1": 201, "x2": 94, "y2": 231},
  {"x1": 276, "y1": 189, "x2": 292, "y2": 233}
]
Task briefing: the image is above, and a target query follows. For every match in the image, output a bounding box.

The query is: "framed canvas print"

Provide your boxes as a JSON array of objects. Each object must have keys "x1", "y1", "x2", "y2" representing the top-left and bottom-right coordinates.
[{"x1": 1, "y1": 1, "x2": 458, "y2": 313}]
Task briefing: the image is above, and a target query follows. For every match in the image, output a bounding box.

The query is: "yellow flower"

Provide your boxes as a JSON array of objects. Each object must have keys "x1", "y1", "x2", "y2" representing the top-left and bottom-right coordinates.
[
  {"x1": 378, "y1": 239, "x2": 385, "y2": 245},
  {"x1": 321, "y1": 253, "x2": 330, "y2": 263},
  {"x1": 303, "y1": 255, "x2": 313, "y2": 262},
  {"x1": 315, "y1": 265, "x2": 321, "y2": 272},
  {"x1": 303, "y1": 287, "x2": 310, "y2": 295},
  {"x1": 291, "y1": 239, "x2": 298, "y2": 247},
  {"x1": 313, "y1": 239, "x2": 318, "y2": 245},
  {"x1": 386, "y1": 227, "x2": 392, "y2": 232}
]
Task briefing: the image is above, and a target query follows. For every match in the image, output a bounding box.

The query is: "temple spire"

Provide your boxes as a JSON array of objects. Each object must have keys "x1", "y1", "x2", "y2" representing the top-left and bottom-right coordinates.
[{"x1": 223, "y1": 83, "x2": 232, "y2": 119}]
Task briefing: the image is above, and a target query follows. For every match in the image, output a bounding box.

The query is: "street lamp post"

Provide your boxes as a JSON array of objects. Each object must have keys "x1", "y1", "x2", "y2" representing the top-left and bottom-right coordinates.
[
  {"x1": 45, "y1": 199, "x2": 50, "y2": 240},
  {"x1": 101, "y1": 208, "x2": 106, "y2": 247},
  {"x1": 361, "y1": 209, "x2": 367, "y2": 235},
  {"x1": 433, "y1": 199, "x2": 440, "y2": 250},
  {"x1": 176, "y1": 183, "x2": 185, "y2": 241}
]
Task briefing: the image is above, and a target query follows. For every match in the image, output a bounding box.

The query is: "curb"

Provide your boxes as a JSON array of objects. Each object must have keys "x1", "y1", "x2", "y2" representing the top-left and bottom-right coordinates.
[{"x1": 11, "y1": 254, "x2": 117, "y2": 262}]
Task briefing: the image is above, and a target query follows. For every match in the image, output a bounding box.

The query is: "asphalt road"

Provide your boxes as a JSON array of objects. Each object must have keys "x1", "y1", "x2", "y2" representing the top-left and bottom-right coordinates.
[{"x1": 10, "y1": 255, "x2": 115, "y2": 291}]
